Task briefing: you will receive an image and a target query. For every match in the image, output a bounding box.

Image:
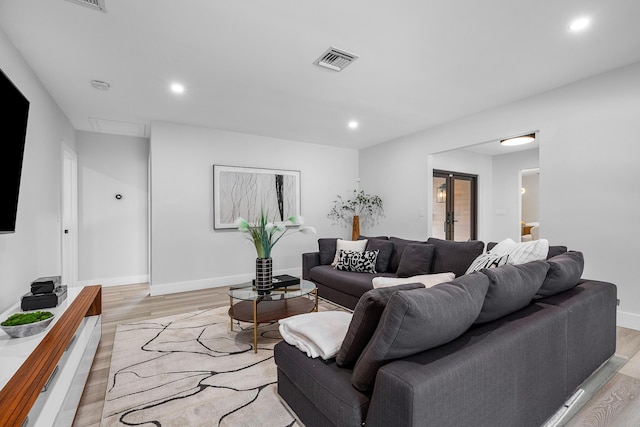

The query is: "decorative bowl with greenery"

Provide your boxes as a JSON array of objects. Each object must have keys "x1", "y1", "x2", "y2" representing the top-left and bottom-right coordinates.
[
  {"x1": 327, "y1": 189, "x2": 384, "y2": 239},
  {"x1": 1, "y1": 311, "x2": 55, "y2": 338}
]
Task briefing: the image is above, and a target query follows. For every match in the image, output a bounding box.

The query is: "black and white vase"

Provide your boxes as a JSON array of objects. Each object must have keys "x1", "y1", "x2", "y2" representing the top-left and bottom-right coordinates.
[{"x1": 255, "y1": 257, "x2": 273, "y2": 295}]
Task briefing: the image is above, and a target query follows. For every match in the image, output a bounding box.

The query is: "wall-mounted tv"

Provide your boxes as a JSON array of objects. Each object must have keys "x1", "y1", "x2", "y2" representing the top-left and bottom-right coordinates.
[{"x1": 0, "y1": 68, "x2": 30, "y2": 234}]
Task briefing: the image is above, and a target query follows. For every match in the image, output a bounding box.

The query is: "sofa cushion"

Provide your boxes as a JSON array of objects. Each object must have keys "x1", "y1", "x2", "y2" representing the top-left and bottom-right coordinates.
[
  {"x1": 536, "y1": 251, "x2": 584, "y2": 298},
  {"x1": 365, "y1": 239, "x2": 394, "y2": 273},
  {"x1": 309, "y1": 265, "x2": 395, "y2": 298},
  {"x1": 336, "y1": 283, "x2": 425, "y2": 368},
  {"x1": 547, "y1": 245, "x2": 568, "y2": 259},
  {"x1": 396, "y1": 243, "x2": 435, "y2": 277},
  {"x1": 372, "y1": 272, "x2": 455, "y2": 289},
  {"x1": 318, "y1": 238, "x2": 338, "y2": 265},
  {"x1": 426, "y1": 237, "x2": 485, "y2": 277},
  {"x1": 350, "y1": 273, "x2": 490, "y2": 392},
  {"x1": 487, "y1": 242, "x2": 568, "y2": 260},
  {"x1": 358, "y1": 235, "x2": 389, "y2": 241},
  {"x1": 332, "y1": 239, "x2": 368, "y2": 266},
  {"x1": 489, "y1": 238, "x2": 549, "y2": 265},
  {"x1": 335, "y1": 250, "x2": 379, "y2": 273},
  {"x1": 274, "y1": 342, "x2": 370, "y2": 427},
  {"x1": 475, "y1": 261, "x2": 549, "y2": 324},
  {"x1": 388, "y1": 237, "x2": 428, "y2": 273}
]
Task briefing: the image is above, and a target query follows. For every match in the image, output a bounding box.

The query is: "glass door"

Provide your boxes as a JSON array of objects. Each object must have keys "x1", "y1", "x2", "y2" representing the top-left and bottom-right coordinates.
[{"x1": 433, "y1": 170, "x2": 477, "y2": 241}]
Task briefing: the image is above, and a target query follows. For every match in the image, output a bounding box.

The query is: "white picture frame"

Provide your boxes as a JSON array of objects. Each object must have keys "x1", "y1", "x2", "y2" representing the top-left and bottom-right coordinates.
[{"x1": 213, "y1": 165, "x2": 301, "y2": 229}]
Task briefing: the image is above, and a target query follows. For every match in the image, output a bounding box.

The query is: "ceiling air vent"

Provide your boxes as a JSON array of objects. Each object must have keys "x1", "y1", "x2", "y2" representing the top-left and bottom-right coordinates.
[
  {"x1": 313, "y1": 47, "x2": 358, "y2": 72},
  {"x1": 64, "y1": 0, "x2": 106, "y2": 12}
]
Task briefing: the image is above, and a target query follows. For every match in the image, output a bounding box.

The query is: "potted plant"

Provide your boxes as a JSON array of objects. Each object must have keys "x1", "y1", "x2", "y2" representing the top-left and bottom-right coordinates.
[
  {"x1": 327, "y1": 189, "x2": 384, "y2": 240},
  {"x1": 235, "y1": 210, "x2": 315, "y2": 294}
]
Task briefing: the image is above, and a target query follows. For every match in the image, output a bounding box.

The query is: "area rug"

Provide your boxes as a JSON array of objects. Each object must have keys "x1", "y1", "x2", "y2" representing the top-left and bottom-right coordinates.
[{"x1": 100, "y1": 306, "x2": 302, "y2": 426}]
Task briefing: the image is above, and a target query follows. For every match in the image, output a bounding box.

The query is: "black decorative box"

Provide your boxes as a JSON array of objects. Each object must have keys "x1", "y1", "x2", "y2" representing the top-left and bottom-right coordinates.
[
  {"x1": 252, "y1": 274, "x2": 300, "y2": 289},
  {"x1": 31, "y1": 276, "x2": 61, "y2": 295},
  {"x1": 21, "y1": 285, "x2": 68, "y2": 311}
]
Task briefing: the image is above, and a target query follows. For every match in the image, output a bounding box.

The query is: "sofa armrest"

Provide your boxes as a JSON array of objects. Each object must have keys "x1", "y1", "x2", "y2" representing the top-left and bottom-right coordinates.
[{"x1": 302, "y1": 252, "x2": 321, "y2": 280}]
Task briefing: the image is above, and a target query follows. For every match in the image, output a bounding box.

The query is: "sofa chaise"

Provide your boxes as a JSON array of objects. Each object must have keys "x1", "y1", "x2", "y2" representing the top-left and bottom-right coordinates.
[{"x1": 275, "y1": 236, "x2": 616, "y2": 426}]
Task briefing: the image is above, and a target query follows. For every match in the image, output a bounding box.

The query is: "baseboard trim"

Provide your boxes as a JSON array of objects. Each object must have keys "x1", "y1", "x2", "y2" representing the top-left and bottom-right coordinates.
[
  {"x1": 77, "y1": 274, "x2": 149, "y2": 288},
  {"x1": 617, "y1": 309, "x2": 640, "y2": 331},
  {"x1": 150, "y1": 268, "x2": 302, "y2": 296}
]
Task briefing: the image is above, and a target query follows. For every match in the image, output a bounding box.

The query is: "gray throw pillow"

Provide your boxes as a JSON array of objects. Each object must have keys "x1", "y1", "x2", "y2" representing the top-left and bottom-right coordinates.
[
  {"x1": 396, "y1": 244, "x2": 435, "y2": 278},
  {"x1": 547, "y1": 245, "x2": 568, "y2": 259},
  {"x1": 426, "y1": 237, "x2": 485, "y2": 277},
  {"x1": 388, "y1": 237, "x2": 428, "y2": 273},
  {"x1": 475, "y1": 261, "x2": 549, "y2": 324},
  {"x1": 351, "y1": 273, "x2": 489, "y2": 392},
  {"x1": 318, "y1": 238, "x2": 338, "y2": 265},
  {"x1": 366, "y1": 239, "x2": 394, "y2": 273},
  {"x1": 536, "y1": 251, "x2": 584, "y2": 298},
  {"x1": 336, "y1": 282, "x2": 424, "y2": 368}
]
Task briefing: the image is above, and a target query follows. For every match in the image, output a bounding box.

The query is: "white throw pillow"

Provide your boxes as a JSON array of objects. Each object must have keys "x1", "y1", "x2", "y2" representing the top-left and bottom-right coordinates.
[
  {"x1": 465, "y1": 253, "x2": 510, "y2": 274},
  {"x1": 331, "y1": 239, "x2": 368, "y2": 266},
  {"x1": 490, "y1": 238, "x2": 549, "y2": 265},
  {"x1": 372, "y1": 272, "x2": 455, "y2": 289}
]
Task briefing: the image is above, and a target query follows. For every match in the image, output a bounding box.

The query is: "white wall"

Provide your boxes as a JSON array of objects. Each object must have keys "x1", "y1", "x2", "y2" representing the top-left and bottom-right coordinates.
[
  {"x1": 521, "y1": 172, "x2": 539, "y2": 225},
  {"x1": 492, "y1": 149, "x2": 539, "y2": 241},
  {"x1": 0, "y1": 27, "x2": 77, "y2": 313},
  {"x1": 149, "y1": 121, "x2": 359, "y2": 295},
  {"x1": 76, "y1": 131, "x2": 149, "y2": 287},
  {"x1": 360, "y1": 61, "x2": 640, "y2": 329}
]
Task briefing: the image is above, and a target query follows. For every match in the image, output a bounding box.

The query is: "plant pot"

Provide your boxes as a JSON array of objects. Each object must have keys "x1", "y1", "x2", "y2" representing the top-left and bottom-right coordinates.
[
  {"x1": 352, "y1": 215, "x2": 360, "y2": 241},
  {"x1": 255, "y1": 257, "x2": 273, "y2": 295}
]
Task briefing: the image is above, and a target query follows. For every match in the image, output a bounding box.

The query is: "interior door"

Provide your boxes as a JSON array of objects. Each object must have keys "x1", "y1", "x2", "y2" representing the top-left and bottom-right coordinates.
[
  {"x1": 433, "y1": 170, "x2": 477, "y2": 241},
  {"x1": 62, "y1": 144, "x2": 78, "y2": 287}
]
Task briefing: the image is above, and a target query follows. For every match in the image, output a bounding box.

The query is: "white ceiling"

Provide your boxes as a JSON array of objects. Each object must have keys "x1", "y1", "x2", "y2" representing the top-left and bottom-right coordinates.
[{"x1": 2, "y1": 0, "x2": 640, "y2": 149}]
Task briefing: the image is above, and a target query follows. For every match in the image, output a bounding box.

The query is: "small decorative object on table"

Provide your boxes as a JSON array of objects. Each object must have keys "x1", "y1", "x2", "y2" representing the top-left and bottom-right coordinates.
[
  {"x1": 1, "y1": 311, "x2": 55, "y2": 338},
  {"x1": 327, "y1": 189, "x2": 384, "y2": 240},
  {"x1": 236, "y1": 209, "x2": 315, "y2": 295}
]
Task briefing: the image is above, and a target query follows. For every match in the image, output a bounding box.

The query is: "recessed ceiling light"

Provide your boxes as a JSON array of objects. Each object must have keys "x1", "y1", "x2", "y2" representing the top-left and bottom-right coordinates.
[
  {"x1": 348, "y1": 121, "x2": 358, "y2": 129},
  {"x1": 569, "y1": 17, "x2": 590, "y2": 32},
  {"x1": 500, "y1": 134, "x2": 536, "y2": 146},
  {"x1": 170, "y1": 83, "x2": 185, "y2": 94}
]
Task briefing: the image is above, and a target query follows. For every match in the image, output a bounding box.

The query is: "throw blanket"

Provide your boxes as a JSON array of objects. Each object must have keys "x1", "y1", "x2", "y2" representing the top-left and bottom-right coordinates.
[{"x1": 279, "y1": 311, "x2": 352, "y2": 359}]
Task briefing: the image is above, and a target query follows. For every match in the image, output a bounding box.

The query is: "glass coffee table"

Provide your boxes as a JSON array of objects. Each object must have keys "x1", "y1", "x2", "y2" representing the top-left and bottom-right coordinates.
[{"x1": 228, "y1": 279, "x2": 318, "y2": 353}]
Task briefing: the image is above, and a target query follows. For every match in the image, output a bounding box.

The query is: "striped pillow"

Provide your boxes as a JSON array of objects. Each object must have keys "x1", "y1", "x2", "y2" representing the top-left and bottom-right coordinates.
[{"x1": 465, "y1": 253, "x2": 510, "y2": 274}]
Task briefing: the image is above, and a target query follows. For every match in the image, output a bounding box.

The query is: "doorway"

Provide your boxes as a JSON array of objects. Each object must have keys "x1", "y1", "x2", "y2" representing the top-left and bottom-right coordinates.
[
  {"x1": 62, "y1": 144, "x2": 78, "y2": 287},
  {"x1": 433, "y1": 170, "x2": 477, "y2": 241}
]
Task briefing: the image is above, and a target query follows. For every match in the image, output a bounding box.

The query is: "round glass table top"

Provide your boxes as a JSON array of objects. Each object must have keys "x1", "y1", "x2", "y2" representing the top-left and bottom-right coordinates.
[{"x1": 228, "y1": 279, "x2": 316, "y2": 302}]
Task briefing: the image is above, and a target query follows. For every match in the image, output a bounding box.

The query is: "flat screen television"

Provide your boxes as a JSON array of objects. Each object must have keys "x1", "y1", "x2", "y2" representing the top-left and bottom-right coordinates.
[{"x1": 0, "y1": 68, "x2": 30, "y2": 234}]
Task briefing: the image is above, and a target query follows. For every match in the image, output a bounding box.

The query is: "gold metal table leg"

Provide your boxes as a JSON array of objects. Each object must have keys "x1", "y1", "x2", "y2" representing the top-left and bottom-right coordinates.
[
  {"x1": 314, "y1": 289, "x2": 318, "y2": 312},
  {"x1": 229, "y1": 295, "x2": 234, "y2": 331},
  {"x1": 253, "y1": 299, "x2": 258, "y2": 353}
]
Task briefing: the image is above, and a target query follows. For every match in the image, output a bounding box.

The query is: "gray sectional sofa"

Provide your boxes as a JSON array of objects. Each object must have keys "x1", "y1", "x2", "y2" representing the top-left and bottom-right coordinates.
[
  {"x1": 302, "y1": 236, "x2": 563, "y2": 310},
  {"x1": 276, "y1": 236, "x2": 617, "y2": 426}
]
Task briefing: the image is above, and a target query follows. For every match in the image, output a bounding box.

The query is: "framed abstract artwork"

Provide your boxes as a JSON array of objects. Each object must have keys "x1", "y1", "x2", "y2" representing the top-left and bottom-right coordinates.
[{"x1": 213, "y1": 165, "x2": 301, "y2": 229}]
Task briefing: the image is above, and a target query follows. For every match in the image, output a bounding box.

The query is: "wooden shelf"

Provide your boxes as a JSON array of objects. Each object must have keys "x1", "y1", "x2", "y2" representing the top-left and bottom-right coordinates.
[{"x1": 0, "y1": 285, "x2": 101, "y2": 427}]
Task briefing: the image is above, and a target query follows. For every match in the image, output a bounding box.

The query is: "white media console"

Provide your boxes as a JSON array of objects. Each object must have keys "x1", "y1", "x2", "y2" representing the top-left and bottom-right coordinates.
[{"x1": 0, "y1": 285, "x2": 102, "y2": 427}]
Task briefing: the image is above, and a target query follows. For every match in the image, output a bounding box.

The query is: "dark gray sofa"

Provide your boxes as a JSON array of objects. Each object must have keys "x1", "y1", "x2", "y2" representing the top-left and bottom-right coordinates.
[
  {"x1": 303, "y1": 236, "x2": 486, "y2": 310},
  {"x1": 277, "y1": 240, "x2": 616, "y2": 427},
  {"x1": 303, "y1": 236, "x2": 566, "y2": 310}
]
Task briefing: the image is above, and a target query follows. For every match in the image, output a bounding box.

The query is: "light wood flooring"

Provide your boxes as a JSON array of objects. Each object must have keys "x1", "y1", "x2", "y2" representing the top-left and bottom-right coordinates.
[{"x1": 72, "y1": 283, "x2": 640, "y2": 427}]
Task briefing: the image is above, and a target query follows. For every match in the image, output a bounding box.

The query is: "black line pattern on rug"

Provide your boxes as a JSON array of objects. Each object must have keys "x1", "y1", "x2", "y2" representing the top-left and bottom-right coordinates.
[{"x1": 102, "y1": 308, "x2": 298, "y2": 426}]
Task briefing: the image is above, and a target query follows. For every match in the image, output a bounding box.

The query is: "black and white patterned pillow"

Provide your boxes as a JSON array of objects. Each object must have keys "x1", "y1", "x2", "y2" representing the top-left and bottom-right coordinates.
[
  {"x1": 335, "y1": 249, "x2": 379, "y2": 273},
  {"x1": 465, "y1": 253, "x2": 510, "y2": 274}
]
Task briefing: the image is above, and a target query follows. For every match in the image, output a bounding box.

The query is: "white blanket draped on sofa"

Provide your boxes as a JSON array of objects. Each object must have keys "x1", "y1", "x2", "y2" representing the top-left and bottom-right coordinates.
[{"x1": 278, "y1": 311, "x2": 352, "y2": 360}]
